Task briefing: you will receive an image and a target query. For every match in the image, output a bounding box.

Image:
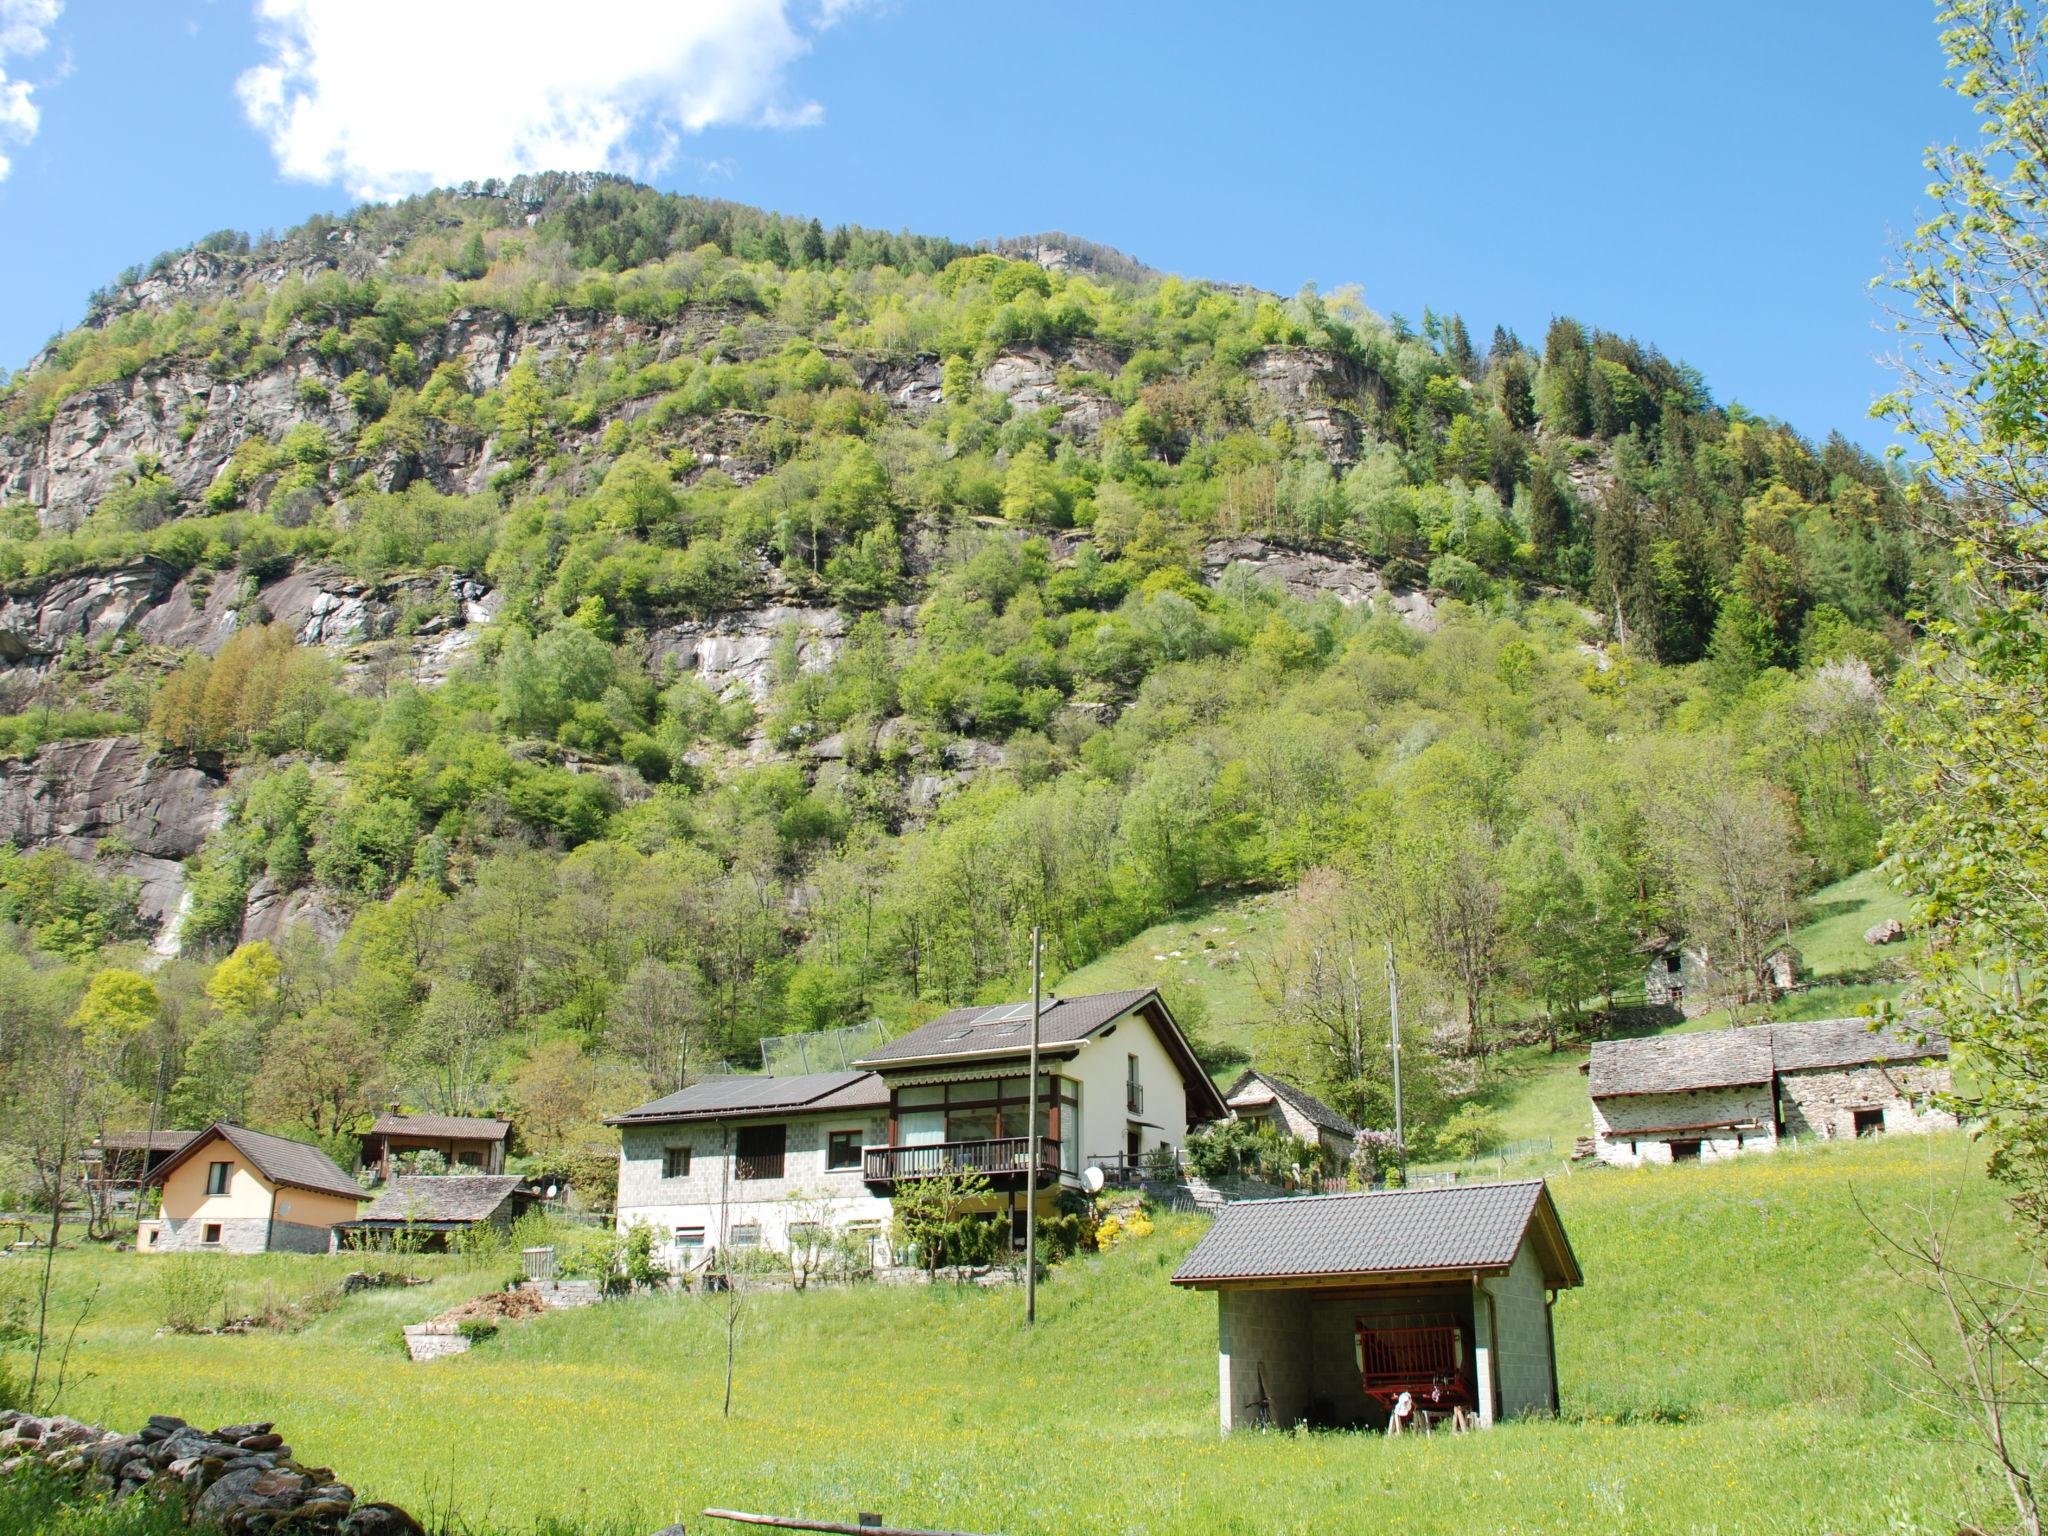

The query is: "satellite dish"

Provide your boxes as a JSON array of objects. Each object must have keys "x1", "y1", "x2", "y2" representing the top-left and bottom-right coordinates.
[
  {"x1": 545, "y1": 1184, "x2": 559, "y2": 1200},
  {"x1": 1081, "y1": 1166, "x2": 1105, "y2": 1194}
]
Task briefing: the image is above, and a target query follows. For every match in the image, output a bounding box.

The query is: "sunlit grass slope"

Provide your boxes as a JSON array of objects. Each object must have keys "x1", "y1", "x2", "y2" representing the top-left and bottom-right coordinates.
[{"x1": 8, "y1": 1134, "x2": 2011, "y2": 1536}]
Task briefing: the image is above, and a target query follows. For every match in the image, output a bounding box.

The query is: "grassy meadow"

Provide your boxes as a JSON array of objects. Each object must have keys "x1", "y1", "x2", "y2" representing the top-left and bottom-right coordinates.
[{"x1": 0, "y1": 1133, "x2": 2018, "y2": 1536}]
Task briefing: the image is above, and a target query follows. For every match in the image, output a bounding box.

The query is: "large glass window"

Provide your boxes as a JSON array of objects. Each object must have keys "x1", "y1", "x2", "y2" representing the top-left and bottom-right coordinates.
[{"x1": 890, "y1": 1076, "x2": 1078, "y2": 1149}]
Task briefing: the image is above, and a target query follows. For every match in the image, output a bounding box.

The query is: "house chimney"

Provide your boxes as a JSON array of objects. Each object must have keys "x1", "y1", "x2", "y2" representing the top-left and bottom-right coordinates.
[{"x1": 389, "y1": 1102, "x2": 402, "y2": 1115}]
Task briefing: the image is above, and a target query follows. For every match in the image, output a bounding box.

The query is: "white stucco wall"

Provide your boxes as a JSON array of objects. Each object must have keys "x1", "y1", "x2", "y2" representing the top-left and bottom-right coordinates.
[
  {"x1": 615, "y1": 1110, "x2": 892, "y2": 1266},
  {"x1": 1069, "y1": 1005, "x2": 1192, "y2": 1169}
]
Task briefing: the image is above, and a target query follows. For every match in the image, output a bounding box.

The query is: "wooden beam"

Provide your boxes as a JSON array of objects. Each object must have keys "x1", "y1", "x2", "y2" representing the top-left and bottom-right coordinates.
[{"x1": 702, "y1": 1509, "x2": 999, "y2": 1536}]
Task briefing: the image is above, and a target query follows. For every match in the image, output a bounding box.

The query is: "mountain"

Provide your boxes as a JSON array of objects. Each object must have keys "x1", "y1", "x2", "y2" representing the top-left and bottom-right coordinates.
[{"x1": 0, "y1": 175, "x2": 1930, "y2": 1146}]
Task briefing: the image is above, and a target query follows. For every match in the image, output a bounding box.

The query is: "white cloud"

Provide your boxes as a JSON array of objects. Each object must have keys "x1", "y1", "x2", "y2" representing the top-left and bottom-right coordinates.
[
  {"x1": 0, "y1": 0, "x2": 60, "y2": 181},
  {"x1": 238, "y1": 0, "x2": 846, "y2": 200}
]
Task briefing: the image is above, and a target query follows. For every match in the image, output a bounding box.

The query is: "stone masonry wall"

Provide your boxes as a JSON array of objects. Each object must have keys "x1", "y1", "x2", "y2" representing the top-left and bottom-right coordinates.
[
  {"x1": 153, "y1": 1215, "x2": 335, "y2": 1254},
  {"x1": 1777, "y1": 1062, "x2": 1955, "y2": 1140},
  {"x1": 1217, "y1": 1288, "x2": 1313, "y2": 1432},
  {"x1": 1592, "y1": 1084, "x2": 1775, "y2": 1166}
]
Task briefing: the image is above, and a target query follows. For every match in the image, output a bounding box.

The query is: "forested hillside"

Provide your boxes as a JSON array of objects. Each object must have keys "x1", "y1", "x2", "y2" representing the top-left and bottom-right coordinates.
[{"x1": 0, "y1": 173, "x2": 1933, "y2": 1182}]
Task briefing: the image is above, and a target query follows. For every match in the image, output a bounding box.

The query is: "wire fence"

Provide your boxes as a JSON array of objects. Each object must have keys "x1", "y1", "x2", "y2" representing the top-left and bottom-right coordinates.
[{"x1": 756, "y1": 1020, "x2": 892, "y2": 1077}]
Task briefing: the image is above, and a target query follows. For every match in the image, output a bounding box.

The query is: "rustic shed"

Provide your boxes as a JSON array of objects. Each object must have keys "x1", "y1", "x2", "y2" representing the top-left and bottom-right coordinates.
[
  {"x1": 1170, "y1": 1181, "x2": 1582, "y2": 1433},
  {"x1": 334, "y1": 1175, "x2": 536, "y2": 1251}
]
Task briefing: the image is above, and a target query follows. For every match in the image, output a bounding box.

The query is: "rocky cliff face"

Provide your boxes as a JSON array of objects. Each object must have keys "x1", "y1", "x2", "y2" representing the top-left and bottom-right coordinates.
[{"x1": 0, "y1": 735, "x2": 226, "y2": 927}]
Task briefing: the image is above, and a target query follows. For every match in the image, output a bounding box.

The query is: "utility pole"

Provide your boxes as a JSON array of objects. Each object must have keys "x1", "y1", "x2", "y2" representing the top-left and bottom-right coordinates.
[
  {"x1": 1387, "y1": 943, "x2": 1405, "y2": 1180},
  {"x1": 1025, "y1": 926, "x2": 1042, "y2": 1326}
]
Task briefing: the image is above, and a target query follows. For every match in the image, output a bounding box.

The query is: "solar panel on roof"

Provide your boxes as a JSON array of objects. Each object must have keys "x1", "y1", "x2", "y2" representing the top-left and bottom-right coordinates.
[{"x1": 977, "y1": 1001, "x2": 1034, "y2": 1025}]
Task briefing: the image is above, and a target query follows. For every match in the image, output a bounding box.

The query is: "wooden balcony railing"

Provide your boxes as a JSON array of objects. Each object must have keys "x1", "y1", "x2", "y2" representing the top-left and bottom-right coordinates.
[{"x1": 863, "y1": 1138, "x2": 1061, "y2": 1185}]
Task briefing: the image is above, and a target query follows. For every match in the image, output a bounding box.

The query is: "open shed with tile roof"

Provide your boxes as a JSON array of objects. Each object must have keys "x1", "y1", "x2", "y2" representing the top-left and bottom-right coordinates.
[{"x1": 1170, "y1": 1181, "x2": 1581, "y2": 1434}]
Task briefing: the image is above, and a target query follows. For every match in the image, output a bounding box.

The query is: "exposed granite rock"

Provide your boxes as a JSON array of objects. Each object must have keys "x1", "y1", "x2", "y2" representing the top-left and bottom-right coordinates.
[
  {"x1": 0, "y1": 558, "x2": 182, "y2": 659},
  {"x1": 0, "y1": 736, "x2": 226, "y2": 926},
  {"x1": 1200, "y1": 536, "x2": 1437, "y2": 630},
  {"x1": 1244, "y1": 347, "x2": 1369, "y2": 465},
  {"x1": 648, "y1": 604, "x2": 852, "y2": 700},
  {"x1": 978, "y1": 346, "x2": 1121, "y2": 438}
]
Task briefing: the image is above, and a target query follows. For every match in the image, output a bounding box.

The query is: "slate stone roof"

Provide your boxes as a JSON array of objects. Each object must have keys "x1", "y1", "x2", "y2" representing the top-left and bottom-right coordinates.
[
  {"x1": 1171, "y1": 1180, "x2": 1581, "y2": 1288},
  {"x1": 1588, "y1": 1026, "x2": 1776, "y2": 1098},
  {"x1": 1588, "y1": 1017, "x2": 1950, "y2": 1099},
  {"x1": 1225, "y1": 1070, "x2": 1358, "y2": 1139},
  {"x1": 351, "y1": 1175, "x2": 523, "y2": 1224},
  {"x1": 608, "y1": 1071, "x2": 890, "y2": 1126},
  {"x1": 367, "y1": 1114, "x2": 512, "y2": 1141},
  {"x1": 149, "y1": 1123, "x2": 367, "y2": 1202},
  {"x1": 856, "y1": 989, "x2": 1159, "y2": 1065},
  {"x1": 1770, "y1": 1015, "x2": 1948, "y2": 1072}
]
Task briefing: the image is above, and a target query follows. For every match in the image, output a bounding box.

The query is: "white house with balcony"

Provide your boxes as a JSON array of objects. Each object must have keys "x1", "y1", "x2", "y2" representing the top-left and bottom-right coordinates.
[{"x1": 609, "y1": 987, "x2": 1229, "y2": 1270}]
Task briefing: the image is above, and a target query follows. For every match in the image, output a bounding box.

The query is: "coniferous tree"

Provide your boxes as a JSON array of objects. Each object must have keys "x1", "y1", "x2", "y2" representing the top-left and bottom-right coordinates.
[
  {"x1": 1540, "y1": 317, "x2": 1593, "y2": 436},
  {"x1": 1526, "y1": 470, "x2": 1567, "y2": 571}
]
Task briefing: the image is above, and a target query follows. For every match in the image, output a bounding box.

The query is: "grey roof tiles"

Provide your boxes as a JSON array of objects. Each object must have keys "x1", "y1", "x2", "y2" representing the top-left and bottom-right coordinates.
[
  {"x1": 351, "y1": 1175, "x2": 524, "y2": 1224},
  {"x1": 1171, "y1": 1180, "x2": 1578, "y2": 1287}
]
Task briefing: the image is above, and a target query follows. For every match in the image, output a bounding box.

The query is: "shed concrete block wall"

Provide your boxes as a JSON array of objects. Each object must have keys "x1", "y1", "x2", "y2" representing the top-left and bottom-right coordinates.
[
  {"x1": 1777, "y1": 1063, "x2": 1955, "y2": 1140},
  {"x1": 1484, "y1": 1245, "x2": 1556, "y2": 1418},
  {"x1": 1217, "y1": 1289, "x2": 1311, "y2": 1433}
]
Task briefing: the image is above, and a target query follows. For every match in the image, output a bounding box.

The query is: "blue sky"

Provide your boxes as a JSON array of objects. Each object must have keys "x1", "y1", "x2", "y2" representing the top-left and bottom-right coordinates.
[{"x1": 0, "y1": 1, "x2": 1964, "y2": 450}]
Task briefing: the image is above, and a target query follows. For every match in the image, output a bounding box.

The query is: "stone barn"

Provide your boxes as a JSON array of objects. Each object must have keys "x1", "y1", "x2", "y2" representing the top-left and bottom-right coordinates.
[
  {"x1": 1587, "y1": 1016, "x2": 1953, "y2": 1166},
  {"x1": 1170, "y1": 1181, "x2": 1582, "y2": 1433},
  {"x1": 1224, "y1": 1070, "x2": 1359, "y2": 1165}
]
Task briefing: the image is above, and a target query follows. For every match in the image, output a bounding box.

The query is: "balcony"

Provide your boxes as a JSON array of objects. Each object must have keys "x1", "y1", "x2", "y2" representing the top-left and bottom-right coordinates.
[{"x1": 863, "y1": 1138, "x2": 1063, "y2": 1189}]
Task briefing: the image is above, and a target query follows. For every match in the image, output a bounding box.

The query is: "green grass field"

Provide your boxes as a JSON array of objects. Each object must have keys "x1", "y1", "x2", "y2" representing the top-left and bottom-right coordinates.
[{"x1": 0, "y1": 1135, "x2": 2018, "y2": 1536}]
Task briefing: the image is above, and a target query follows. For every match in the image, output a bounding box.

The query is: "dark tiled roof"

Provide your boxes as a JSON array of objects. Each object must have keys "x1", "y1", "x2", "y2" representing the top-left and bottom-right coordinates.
[
  {"x1": 367, "y1": 1114, "x2": 511, "y2": 1140},
  {"x1": 351, "y1": 1175, "x2": 523, "y2": 1224},
  {"x1": 94, "y1": 1130, "x2": 197, "y2": 1154},
  {"x1": 609, "y1": 1071, "x2": 890, "y2": 1126},
  {"x1": 1226, "y1": 1071, "x2": 1357, "y2": 1139},
  {"x1": 150, "y1": 1123, "x2": 366, "y2": 1202},
  {"x1": 855, "y1": 989, "x2": 1158, "y2": 1065},
  {"x1": 1171, "y1": 1181, "x2": 1580, "y2": 1288},
  {"x1": 1770, "y1": 1015, "x2": 1948, "y2": 1072},
  {"x1": 1587, "y1": 1026, "x2": 1774, "y2": 1097},
  {"x1": 1589, "y1": 1017, "x2": 1951, "y2": 1099}
]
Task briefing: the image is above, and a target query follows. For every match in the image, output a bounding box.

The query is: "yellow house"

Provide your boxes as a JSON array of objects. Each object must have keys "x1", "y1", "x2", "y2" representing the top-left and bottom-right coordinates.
[{"x1": 138, "y1": 1123, "x2": 366, "y2": 1255}]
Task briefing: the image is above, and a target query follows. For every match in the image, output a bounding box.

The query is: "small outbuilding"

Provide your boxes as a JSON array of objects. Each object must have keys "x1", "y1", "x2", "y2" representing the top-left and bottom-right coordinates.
[
  {"x1": 1170, "y1": 1180, "x2": 1582, "y2": 1433},
  {"x1": 359, "y1": 1112, "x2": 511, "y2": 1182},
  {"x1": 1224, "y1": 1070, "x2": 1359, "y2": 1164},
  {"x1": 332, "y1": 1174, "x2": 537, "y2": 1251}
]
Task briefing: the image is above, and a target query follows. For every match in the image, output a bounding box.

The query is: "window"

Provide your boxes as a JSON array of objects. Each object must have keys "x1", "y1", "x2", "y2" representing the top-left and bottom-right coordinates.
[
  {"x1": 673, "y1": 1226, "x2": 705, "y2": 1259},
  {"x1": 735, "y1": 1125, "x2": 786, "y2": 1181},
  {"x1": 1665, "y1": 953, "x2": 1681, "y2": 974},
  {"x1": 662, "y1": 1145, "x2": 693, "y2": 1179},
  {"x1": 826, "y1": 1130, "x2": 863, "y2": 1171},
  {"x1": 1853, "y1": 1107, "x2": 1885, "y2": 1139},
  {"x1": 1127, "y1": 1054, "x2": 1143, "y2": 1114},
  {"x1": 205, "y1": 1161, "x2": 232, "y2": 1196},
  {"x1": 1669, "y1": 1139, "x2": 1702, "y2": 1163},
  {"x1": 728, "y1": 1224, "x2": 761, "y2": 1249},
  {"x1": 201, "y1": 1223, "x2": 223, "y2": 1245}
]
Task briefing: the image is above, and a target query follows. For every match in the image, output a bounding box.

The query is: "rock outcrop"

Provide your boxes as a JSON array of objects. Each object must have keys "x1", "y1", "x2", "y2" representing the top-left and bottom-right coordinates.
[
  {"x1": 1201, "y1": 536, "x2": 1436, "y2": 629},
  {"x1": 0, "y1": 736, "x2": 225, "y2": 926}
]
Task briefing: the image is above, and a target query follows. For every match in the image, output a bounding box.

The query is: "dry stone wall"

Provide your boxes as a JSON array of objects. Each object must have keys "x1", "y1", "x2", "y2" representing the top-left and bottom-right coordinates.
[{"x1": 0, "y1": 1408, "x2": 425, "y2": 1536}]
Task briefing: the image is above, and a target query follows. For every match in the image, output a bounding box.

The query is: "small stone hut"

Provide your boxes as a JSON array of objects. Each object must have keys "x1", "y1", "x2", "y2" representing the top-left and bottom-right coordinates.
[
  {"x1": 1224, "y1": 1070, "x2": 1359, "y2": 1164},
  {"x1": 1170, "y1": 1181, "x2": 1582, "y2": 1433},
  {"x1": 1587, "y1": 1015, "x2": 1952, "y2": 1166}
]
